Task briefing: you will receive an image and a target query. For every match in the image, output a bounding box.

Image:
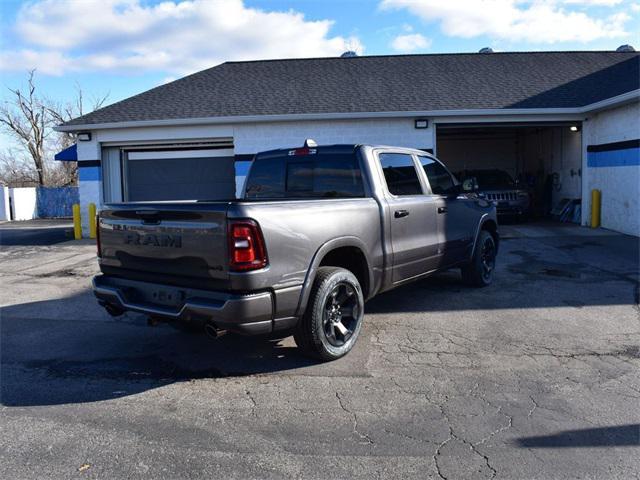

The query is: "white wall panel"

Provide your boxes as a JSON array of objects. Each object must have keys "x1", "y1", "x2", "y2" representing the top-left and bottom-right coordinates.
[
  {"x1": 9, "y1": 187, "x2": 37, "y2": 220},
  {"x1": 233, "y1": 118, "x2": 434, "y2": 154},
  {"x1": 0, "y1": 186, "x2": 10, "y2": 221},
  {"x1": 583, "y1": 102, "x2": 640, "y2": 235}
]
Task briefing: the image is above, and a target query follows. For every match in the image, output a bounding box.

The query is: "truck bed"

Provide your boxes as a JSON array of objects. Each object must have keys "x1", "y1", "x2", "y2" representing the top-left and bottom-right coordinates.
[{"x1": 98, "y1": 198, "x2": 383, "y2": 293}]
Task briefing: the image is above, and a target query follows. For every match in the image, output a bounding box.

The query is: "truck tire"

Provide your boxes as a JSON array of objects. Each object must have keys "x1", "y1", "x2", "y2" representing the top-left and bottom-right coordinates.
[
  {"x1": 461, "y1": 230, "x2": 496, "y2": 287},
  {"x1": 294, "y1": 267, "x2": 365, "y2": 361}
]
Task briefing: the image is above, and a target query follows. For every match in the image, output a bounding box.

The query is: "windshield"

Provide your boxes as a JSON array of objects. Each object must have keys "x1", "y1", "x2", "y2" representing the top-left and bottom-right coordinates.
[{"x1": 469, "y1": 170, "x2": 515, "y2": 189}]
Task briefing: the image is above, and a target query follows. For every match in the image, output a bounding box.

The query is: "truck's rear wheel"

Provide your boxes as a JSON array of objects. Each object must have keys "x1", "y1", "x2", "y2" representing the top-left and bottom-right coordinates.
[
  {"x1": 294, "y1": 267, "x2": 364, "y2": 361},
  {"x1": 461, "y1": 230, "x2": 496, "y2": 287}
]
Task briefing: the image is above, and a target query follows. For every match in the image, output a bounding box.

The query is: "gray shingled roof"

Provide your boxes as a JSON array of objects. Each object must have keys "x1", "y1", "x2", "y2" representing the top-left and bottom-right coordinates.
[{"x1": 63, "y1": 51, "x2": 639, "y2": 127}]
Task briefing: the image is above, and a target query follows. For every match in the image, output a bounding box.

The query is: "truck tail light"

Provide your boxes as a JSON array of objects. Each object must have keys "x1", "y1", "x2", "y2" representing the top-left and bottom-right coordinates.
[
  {"x1": 228, "y1": 219, "x2": 268, "y2": 271},
  {"x1": 96, "y1": 214, "x2": 102, "y2": 258}
]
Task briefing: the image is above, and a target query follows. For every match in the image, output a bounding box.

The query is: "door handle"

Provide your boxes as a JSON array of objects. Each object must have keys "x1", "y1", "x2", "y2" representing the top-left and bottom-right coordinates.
[
  {"x1": 437, "y1": 206, "x2": 447, "y2": 214},
  {"x1": 394, "y1": 209, "x2": 410, "y2": 218}
]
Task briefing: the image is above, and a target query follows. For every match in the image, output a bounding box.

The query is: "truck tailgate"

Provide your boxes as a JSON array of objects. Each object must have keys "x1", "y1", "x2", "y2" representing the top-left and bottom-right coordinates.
[{"x1": 98, "y1": 203, "x2": 229, "y2": 284}]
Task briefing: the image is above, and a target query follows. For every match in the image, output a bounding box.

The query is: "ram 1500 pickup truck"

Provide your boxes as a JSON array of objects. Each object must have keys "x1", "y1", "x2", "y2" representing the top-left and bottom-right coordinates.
[{"x1": 93, "y1": 141, "x2": 499, "y2": 360}]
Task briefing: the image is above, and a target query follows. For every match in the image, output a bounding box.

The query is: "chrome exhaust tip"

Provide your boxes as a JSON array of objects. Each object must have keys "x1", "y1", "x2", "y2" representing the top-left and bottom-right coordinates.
[{"x1": 204, "y1": 323, "x2": 227, "y2": 339}]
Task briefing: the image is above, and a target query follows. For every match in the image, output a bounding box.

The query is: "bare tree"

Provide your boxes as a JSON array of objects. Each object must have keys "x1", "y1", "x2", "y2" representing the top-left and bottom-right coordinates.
[
  {"x1": 46, "y1": 82, "x2": 109, "y2": 151},
  {"x1": 44, "y1": 84, "x2": 109, "y2": 187},
  {"x1": 0, "y1": 70, "x2": 48, "y2": 185},
  {"x1": 0, "y1": 71, "x2": 109, "y2": 187},
  {"x1": 0, "y1": 149, "x2": 40, "y2": 187}
]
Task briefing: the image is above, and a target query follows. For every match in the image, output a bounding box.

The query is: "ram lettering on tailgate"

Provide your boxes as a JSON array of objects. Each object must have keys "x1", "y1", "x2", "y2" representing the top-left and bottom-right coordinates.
[{"x1": 124, "y1": 232, "x2": 182, "y2": 248}]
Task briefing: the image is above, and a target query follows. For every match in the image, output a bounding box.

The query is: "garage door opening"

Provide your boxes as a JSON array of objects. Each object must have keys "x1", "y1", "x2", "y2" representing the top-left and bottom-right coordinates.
[
  {"x1": 101, "y1": 141, "x2": 247, "y2": 203},
  {"x1": 436, "y1": 123, "x2": 582, "y2": 221}
]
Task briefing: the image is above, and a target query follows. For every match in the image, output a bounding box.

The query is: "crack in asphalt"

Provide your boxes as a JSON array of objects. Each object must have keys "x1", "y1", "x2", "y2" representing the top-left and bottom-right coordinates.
[
  {"x1": 245, "y1": 390, "x2": 257, "y2": 417},
  {"x1": 335, "y1": 391, "x2": 374, "y2": 446},
  {"x1": 432, "y1": 399, "x2": 498, "y2": 480},
  {"x1": 527, "y1": 396, "x2": 538, "y2": 418},
  {"x1": 474, "y1": 404, "x2": 513, "y2": 447},
  {"x1": 389, "y1": 378, "x2": 502, "y2": 480}
]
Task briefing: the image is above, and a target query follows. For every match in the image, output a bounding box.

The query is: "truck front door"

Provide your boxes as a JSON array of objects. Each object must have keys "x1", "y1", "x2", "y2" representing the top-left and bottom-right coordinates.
[
  {"x1": 377, "y1": 152, "x2": 441, "y2": 283},
  {"x1": 418, "y1": 155, "x2": 476, "y2": 266}
]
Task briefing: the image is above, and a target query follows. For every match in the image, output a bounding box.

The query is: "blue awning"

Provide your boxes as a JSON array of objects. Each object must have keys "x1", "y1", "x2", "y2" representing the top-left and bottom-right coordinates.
[{"x1": 54, "y1": 144, "x2": 77, "y2": 161}]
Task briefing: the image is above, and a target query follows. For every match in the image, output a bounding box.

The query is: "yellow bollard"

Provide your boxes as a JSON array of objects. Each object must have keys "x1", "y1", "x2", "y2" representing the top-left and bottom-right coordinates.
[
  {"x1": 72, "y1": 204, "x2": 82, "y2": 239},
  {"x1": 590, "y1": 189, "x2": 601, "y2": 229},
  {"x1": 88, "y1": 203, "x2": 97, "y2": 239}
]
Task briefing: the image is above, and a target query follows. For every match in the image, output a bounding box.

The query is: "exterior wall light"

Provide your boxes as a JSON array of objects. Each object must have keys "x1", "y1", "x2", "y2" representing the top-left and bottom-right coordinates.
[
  {"x1": 570, "y1": 125, "x2": 580, "y2": 132},
  {"x1": 414, "y1": 119, "x2": 429, "y2": 129},
  {"x1": 78, "y1": 132, "x2": 92, "y2": 141}
]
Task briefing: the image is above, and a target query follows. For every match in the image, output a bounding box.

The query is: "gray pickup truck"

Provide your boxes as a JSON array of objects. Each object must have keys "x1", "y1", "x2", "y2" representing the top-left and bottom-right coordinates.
[{"x1": 94, "y1": 141, "x2": 498, "y2": 360}]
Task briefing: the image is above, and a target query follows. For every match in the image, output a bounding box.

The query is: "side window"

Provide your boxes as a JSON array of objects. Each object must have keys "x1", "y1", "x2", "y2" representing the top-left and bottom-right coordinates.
[
  {"x1": 419, "y1": 156, "x2": 455, "y2": 195},
  {"x1": 379, "y1": 153, "x2": 423, "y2": 196}
]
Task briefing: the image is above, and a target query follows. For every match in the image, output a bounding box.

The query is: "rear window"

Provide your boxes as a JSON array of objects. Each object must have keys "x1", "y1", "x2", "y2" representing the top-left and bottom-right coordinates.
[{"x1": 244, "y1": 153, "x2": 364, "y2": 199}]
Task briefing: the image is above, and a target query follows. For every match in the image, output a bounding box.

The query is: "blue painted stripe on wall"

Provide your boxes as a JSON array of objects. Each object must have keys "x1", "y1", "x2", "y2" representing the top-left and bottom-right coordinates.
[
  {"x1": 588, "y1": 147, "x2": 640, "y2": 168},
  {"x1": 79, "y1": 166, "x2": 101, "y2": 181}
]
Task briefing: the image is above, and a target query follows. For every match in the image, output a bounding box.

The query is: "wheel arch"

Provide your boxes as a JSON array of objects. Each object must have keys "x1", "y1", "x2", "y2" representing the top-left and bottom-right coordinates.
[
  {"x1": 296, "y1": 237, "x2": 374, "y2": 317},
  {"x1": 470, "y1": 214, "x2": 500, "y2": 260},
  {"x1": 480, "y1": 218, "x2": 500, "y2": 253}
]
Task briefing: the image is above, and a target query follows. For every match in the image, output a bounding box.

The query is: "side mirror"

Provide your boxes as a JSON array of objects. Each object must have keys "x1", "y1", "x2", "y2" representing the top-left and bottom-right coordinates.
[{"x1": 461, "y1": 177, "x2": 479, "y2": 193}]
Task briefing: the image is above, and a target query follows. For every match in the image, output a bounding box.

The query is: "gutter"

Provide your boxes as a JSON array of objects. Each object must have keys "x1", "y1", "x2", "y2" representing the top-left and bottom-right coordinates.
[{"x1": 54, "y1": 89, "x2": 640, "y2": 133}]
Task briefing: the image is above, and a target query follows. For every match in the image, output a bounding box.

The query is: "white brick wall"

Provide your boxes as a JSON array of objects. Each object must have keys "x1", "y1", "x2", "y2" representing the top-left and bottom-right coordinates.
[
  {"x1": 73, "y1": 109, "x2": 639, "y2": 236},
  {"x1": 583, "y1": 102, "x2": 640, "y2": 236},
  {"x1": 586, "y1": 102, "x2": 639, "y2": 144},
  {"x1": 78, "y1": 118, "x2": 433, "y2": 163},
  {"x1": 95, "y1": 124, "x2": 233, "y2": 143},
  {"x1": 233, "y1": 118, "x2": 434, "y2": 154}
]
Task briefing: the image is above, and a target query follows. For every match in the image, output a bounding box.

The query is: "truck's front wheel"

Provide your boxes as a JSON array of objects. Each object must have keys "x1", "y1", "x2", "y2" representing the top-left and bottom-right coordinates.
[
  {"x1": 294, "y1": 267, "x2": 364, "y2": 361},
  {"x1": 461, "y1": 230, "x2": 496, "y2": 287}
]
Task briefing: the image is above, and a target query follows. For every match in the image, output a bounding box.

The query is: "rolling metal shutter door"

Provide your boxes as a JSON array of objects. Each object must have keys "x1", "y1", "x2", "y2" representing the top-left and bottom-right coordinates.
[{"x1": 126, "y1": 148, "x2": 235, "y2": 201}]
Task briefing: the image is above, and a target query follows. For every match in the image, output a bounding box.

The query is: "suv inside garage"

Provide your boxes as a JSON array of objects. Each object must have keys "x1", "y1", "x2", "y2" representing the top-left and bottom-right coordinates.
[{"x1": 436, "y1": 123, "x2": 583, "y2": 221}]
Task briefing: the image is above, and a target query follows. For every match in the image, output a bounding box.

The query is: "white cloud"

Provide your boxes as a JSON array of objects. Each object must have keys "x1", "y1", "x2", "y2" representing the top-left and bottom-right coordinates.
[
  {"x1": 380, "y1": 0, "x2": 630, "y2": 43},
  {"x1": 1, "y1": 0, "x2": 363, "y2": 76},
  {"x1": 391, "y1": 33, "x2": 431, "y2": 52},
  {"x1": 561, "y1": 0, "x2": 623, "y2": 5}
]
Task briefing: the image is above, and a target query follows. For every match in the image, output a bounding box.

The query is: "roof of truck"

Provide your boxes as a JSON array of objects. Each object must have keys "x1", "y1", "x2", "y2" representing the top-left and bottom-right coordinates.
[{"x1": 62, "y1": 51, "x2": 639, "y2": 128}]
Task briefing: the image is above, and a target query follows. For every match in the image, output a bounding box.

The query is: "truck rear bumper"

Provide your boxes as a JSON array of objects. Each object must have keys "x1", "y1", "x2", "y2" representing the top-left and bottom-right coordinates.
[{"x1": 93, "y1": 275, "x2": 275, "y2": 335}]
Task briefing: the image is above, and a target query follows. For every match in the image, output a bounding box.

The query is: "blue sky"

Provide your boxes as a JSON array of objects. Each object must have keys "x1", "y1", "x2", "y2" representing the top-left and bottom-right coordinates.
[{"x1": 1, "y1": 0, "x2": 639, "y2": 112}]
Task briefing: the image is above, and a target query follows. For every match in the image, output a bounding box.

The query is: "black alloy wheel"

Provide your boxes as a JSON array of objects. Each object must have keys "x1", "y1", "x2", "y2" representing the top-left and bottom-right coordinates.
[{"x1": 323, "y1": 282, "x2": 360, "y2": 347}]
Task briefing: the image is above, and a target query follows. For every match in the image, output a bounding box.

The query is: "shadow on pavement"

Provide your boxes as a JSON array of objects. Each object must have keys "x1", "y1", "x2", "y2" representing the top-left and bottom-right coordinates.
[
  {"x1": 1, "y1": 291, "x2": 370, "y2": 408},
  {"x1": 516, "y1": 424, "x2": 640, "y2": 448},
  {"x1": 0, "y1": 225, "x2": 71, "y2": 246}
]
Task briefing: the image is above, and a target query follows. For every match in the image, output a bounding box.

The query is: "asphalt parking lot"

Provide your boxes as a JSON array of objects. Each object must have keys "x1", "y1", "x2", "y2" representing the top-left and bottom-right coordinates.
[{"x1": 1, "y1": 220, "x2": 639, "y2": 479}]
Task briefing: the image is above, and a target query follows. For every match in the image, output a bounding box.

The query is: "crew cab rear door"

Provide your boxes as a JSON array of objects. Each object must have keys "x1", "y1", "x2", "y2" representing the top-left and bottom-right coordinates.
[{"x1": 376, "y1": 152, "x2": 441, "y2": 283}]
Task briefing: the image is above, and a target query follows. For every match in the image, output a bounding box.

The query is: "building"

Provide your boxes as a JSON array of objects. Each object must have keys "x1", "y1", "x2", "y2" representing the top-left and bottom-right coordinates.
[{"x1": 56, "y1": 50, "x2": 640, "y2": 236}]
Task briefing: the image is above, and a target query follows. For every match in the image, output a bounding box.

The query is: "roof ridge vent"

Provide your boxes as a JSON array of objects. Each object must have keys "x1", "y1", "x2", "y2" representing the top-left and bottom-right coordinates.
[
  {"x1": 479, "y1": 47, "x2": 494, "y2": 53},
  {"x1": 616, "y1": 44, "x2": 635, "y2": 52},
  {"x1": 340, "y1": 51, "x2": 358, "y2": 58}
]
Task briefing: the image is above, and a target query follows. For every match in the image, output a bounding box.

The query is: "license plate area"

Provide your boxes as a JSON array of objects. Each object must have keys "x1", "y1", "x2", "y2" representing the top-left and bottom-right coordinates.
[
  {"x1": 126, "y1": 287, "x2": 185, "y2": 308},
  {"x1": 152, "y1": 288, "x2": 185, "y2": 307}
]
